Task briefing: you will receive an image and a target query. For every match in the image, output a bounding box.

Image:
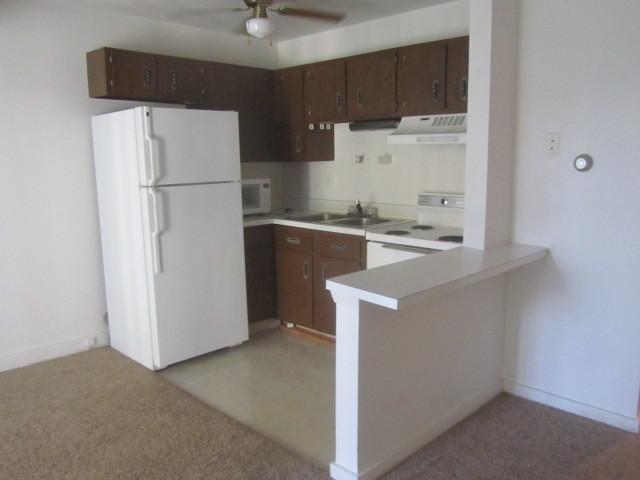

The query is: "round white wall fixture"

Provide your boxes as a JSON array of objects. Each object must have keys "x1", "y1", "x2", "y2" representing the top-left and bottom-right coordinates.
[{"x1": 574, "y1": 154, "x2": 594, "y2": 172}]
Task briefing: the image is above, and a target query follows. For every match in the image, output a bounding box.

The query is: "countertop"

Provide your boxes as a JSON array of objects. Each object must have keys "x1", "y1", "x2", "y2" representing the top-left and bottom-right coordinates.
[
  {"x1": 243, "y1": 212, "x2": 412, "y2": 236},
  {"x1": 326, "y1": 243, "x2": 548, "y2": 311}
]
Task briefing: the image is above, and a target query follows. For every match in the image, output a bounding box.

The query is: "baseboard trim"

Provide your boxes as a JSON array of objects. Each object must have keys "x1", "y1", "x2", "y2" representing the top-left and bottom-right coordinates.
[
  {"x1": 248, "y1": 318, "x2": 281, "y2": 336},
  {"x1": 330, "y1": 462, "x2": 357, "y2": 480},
  {"x1": 0, "y1": 331, "x2": 110, "y2": 373},
  {"x1": 330, "y1": 380, "x2": 503, "y2": 480},
  {"x1": 504, "y1": 380, "x2": 639, "y2": 433}
]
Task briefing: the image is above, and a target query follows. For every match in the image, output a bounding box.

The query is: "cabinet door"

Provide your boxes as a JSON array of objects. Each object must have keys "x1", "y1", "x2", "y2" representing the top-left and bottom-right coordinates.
[
  {"x1": 109, "y1": 49, "x2": 157, "y2": 99},
  {"x1": 346, "y1": 50, "x2": 398, "y2": 120},
  {"x1": 245, "y1": 246, "x2": 276, "y2": 323},
  {"x1": 305, "y1": 125, "x2": 334, "y2": 162},
  {"x1": 445, "y1": 36, "x2": 469, "y2": 113},
  {"x1": 158, "y1": 56, "x2": 207, "y2": 104},
  {"x1": 277, "y1": 251, "x2": 313, "y2": 327},
  {"x1": 304, "y1": 60, "x2": 346, "y2": 123},
  {"x1": 313, "y1": 256, "x2": 362, "y2": 335},
  {"x1": 237, "y1": 67, "x2": 275, "y2": 162},
  {"x1": 244, "y1": 225, "x2": 276, "y2": 324},
  {"x1": 274, "y1": 67, "x2": 306, "y2": 162},
  {"x1": 207, "y1": 63, "x2": 275, "y2": 162},
  {"x1": 397, "y1": 42, "x2": 447, "y2": 116}
]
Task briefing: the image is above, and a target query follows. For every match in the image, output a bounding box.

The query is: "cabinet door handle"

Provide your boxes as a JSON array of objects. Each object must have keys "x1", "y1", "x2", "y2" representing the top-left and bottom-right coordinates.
[
  {"x1": 295, "y1": 135, "x2": 302, "y2": 154},
  {"x1": 459, "y1": 76, "x2": 468, "y2": 101},
  {"x1": 432, "y1": 79, "x2": 440, "y2": 101},
  {"x1": 330, "y1": 242, "x2": 346, "y2": 252},
  {"x1": 143, "y1": 68, "x2": 152, "y2": 87},
  {"x1": 303, "y1": 261, "x2": 310, "y2": 280},
  {"x1": 336, "y1": 91, "x2": 342, "y2": 111},
  {"x1": 356, "y1": 89, "x2": 363, "y2": 107},
  {"x1": 322, "y1": 264, "x2": 327, "y2": 282},
  {"x1": 286, "y1": 236, "x2": 301, "y2": 245}
]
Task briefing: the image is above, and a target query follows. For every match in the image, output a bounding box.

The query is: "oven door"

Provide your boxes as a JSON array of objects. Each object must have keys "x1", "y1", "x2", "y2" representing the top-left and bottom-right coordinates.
[{"x1": 366, "y1": 241, "x2": 439, "y2": 269}]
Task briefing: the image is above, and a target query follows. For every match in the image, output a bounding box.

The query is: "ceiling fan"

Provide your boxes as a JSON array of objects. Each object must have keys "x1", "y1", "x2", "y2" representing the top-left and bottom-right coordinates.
[{"x1": 230, "y1": 0, "x2": 346, "y2": 39}]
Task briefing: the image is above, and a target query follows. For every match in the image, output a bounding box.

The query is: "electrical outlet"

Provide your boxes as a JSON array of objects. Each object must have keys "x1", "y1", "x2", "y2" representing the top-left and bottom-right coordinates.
[
  {"x1": 326, "y1": 175, "x2": 336, "y2": 187},
  {"x1": 546, "y1": 132, "x2": 560, "y2": 155},
  {"x1": 378, "y1": 153, "x2": 392, "y2": 164}
]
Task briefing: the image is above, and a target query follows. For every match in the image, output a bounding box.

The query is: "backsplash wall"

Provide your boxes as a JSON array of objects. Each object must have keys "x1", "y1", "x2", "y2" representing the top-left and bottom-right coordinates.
[
  {"x1": 283, "y1": 124, "x2": 466, "y2": 221},
  {"x1": 242, "y1": 124, "x2": 466, "y2": 224}
]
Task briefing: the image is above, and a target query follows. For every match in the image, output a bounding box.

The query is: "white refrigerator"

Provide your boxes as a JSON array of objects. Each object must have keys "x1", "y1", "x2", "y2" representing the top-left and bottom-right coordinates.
[{"x1": 91, "y1": 106, "x2": 248, "y2": 370}]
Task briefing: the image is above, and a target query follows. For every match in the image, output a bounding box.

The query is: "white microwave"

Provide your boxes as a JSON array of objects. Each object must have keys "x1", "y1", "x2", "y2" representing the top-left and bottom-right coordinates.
[{"x1": 241, "y1": 178, "x2": 271, "y2": 215}]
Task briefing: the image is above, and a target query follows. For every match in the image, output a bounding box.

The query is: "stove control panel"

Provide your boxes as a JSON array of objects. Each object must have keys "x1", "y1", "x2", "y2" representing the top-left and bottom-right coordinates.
[{"x1": 418, "y1": 192, "x2": 465, "y2": 209}]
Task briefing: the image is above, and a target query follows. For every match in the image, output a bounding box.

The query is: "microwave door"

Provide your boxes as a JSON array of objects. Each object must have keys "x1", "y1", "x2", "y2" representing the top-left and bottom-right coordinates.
[{"x1": 242, "y1": 185, "x2": 261, "y2": 211}]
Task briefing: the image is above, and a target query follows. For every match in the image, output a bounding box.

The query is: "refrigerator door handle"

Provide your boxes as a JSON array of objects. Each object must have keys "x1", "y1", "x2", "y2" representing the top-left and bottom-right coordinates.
[
  {"x1": 144, "y1": 137, "x2": 160, "y2": 185},
  {"x1": 147, "y1": 188, "x2": 164, "y2": 274},
  {"x1": 143, "y1": 109, "x2": 160, "y2": 185}
]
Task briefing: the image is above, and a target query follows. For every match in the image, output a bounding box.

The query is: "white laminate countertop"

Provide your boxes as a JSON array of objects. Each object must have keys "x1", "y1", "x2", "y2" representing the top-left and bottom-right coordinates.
[
  {"x1": 242, "y1": 212, "x2": 412, "y2": 237},
  {"x1": 326, "y1": 243, "x2": 548, "y2": 311}
]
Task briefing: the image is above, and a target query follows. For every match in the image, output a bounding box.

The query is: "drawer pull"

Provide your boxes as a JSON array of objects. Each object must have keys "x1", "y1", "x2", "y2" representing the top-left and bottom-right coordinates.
[
  {"x1": 286, "y1": 236, "x2": 301, "y2": 245},
  {"x1": 303, "y1": 261, "x2": 309, "y2": 280},
  {"x1": 330, "y1": 242, "x2": 346, "y2": 251}
]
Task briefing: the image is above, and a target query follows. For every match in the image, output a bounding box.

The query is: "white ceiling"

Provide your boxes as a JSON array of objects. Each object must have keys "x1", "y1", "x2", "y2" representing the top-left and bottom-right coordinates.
[{"x1": 61, "y1": 0, "x2": 458, "y2": 42}]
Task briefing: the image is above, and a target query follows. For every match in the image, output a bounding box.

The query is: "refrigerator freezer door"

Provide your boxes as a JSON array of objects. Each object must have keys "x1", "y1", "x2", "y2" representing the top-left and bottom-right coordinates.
[
  {"x1": 141, "y1": 182, "x2": 248, "y2": 369},
  {"x1": 139, "y1": 107, "x2": 241, "y2": 186}
]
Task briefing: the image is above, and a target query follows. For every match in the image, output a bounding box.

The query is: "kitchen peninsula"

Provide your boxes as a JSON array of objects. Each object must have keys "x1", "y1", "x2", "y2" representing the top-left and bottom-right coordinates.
[{"x1": 328, "y1": 243, "x2": 547, "y2": 480}]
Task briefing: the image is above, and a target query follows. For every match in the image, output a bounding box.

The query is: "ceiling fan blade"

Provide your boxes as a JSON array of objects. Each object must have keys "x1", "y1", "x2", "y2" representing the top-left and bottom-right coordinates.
[
  {"x1": 271, "y1": 6, "x2": 345, "y2": 22},
  {"x1": 174, "y1": 7, "x2": 248, "y2": 17}
]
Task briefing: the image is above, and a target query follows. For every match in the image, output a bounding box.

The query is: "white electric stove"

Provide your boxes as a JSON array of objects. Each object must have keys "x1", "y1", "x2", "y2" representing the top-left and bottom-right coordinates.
[{"x1": 366, "y1": 192, "x2": 464, "y2": 269}]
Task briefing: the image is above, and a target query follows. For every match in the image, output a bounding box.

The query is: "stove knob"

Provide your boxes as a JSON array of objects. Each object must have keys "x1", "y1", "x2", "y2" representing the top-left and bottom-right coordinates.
[{"x1": 441, "y1": 198, "x2": 448, "y2": 205}]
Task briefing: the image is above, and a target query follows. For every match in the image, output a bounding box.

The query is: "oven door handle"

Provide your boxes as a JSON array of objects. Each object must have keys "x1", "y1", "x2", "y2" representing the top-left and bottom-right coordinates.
[{"x1": 379, "y1": 244, "x2": 440, "y2": 255}]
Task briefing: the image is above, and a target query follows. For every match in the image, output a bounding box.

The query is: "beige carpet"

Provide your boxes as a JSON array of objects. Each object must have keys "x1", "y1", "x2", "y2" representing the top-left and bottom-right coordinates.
[
  {"x1": 2, "y1": 347, "x2": 639, "y2": 480},
  {"x1": 381, "y1": 394, "x2": 640, "y2": 480},
  {"x1": 0, "y1": 347, "x2": 326, "y2": 480}
]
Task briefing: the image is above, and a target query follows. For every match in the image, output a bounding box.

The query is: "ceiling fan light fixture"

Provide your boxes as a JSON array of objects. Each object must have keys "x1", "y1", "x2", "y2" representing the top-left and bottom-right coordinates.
[{"x1": 246, "y1": 17, "x2": 274, "y2": 38}]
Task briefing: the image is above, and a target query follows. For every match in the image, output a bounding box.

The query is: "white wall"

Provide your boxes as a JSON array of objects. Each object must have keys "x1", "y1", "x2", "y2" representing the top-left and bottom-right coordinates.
[
  {"x1": 0, "y1": 0, "x2": 277, "y2": 370},
  {"x1": 283, "y1": 124, "x2": 466, "y2": 222},
  {"x1": 262, "y1": 1, "x2": 470, "y2": 221},
  {"x1": 464, "y1": 0, "x2": 518, "y2": 249},
  {"x1": 505, "y1": 0, "x2": 640, "y2": 426}
]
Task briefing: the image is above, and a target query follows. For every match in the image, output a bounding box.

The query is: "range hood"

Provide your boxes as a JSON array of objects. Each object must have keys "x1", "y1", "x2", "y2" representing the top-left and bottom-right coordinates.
[
  {"x1": 348, "y1": 118, "x2": 400, "y2": 132},
  {"x1": 387, "y1": 114, "x2": 467, "y2": 144}
]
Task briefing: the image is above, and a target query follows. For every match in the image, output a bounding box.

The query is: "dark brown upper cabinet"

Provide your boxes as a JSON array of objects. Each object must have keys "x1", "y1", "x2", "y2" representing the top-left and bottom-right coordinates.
[
  {"x1": 445, "y1": 36, "x2": 469, "y2": 114},
  {"x1": 397, "y1": 41, "x2": 447, "y2": 116},
  {"x1": 274, "y1": 67, "x2": 306, "y2": 162},
  {"x1": 346, "y1": 49, "x2": 398, "y2": 120},
  {"x1": 87, "y1": 48, "x2": 157, "y2": 100},
  {"x1": 157, "y1": 56, "x2": 207, "y2": 105},
  {"x1": 303, "y1": 60, "x2": 346, "y2": 123},
  {"x1": 206, "y1": 63, "x2": 275, "y2": 162},
  {"x1": 208, "y1": 63, "x2": 273, "y2": 114}
]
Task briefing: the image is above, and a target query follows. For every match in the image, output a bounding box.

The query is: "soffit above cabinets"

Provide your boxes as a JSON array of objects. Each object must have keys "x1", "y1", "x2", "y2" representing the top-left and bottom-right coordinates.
[{"x1": 58, "y1": 0, "x2": 459, "y2": 41}]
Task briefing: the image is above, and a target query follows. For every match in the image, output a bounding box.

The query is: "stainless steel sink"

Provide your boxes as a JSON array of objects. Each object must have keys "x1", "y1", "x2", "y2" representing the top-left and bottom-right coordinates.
[
  {"x1": 292, "y1": 213, "x2": 348, "y2": 223},
  {"x1": 331, "y1": 217, "x2": 391, "y2": 227}
]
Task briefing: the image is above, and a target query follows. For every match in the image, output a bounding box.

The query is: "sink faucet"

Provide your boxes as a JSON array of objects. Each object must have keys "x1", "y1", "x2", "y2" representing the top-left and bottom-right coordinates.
[{"x1": 355, "y1": 200, "x2": 364, "y2": 217}]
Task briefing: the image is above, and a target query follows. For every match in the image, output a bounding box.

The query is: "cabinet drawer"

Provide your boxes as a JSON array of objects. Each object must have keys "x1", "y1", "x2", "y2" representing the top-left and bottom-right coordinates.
[
  {"x1": 314, "y1": 231, "x2": 362, "y2": 261},
  {"x1": 276, "y1": 226, "x2": 313, "y2": 254},
  {"x1": 244, "y1": 225, "x2": 274, "y2": 250}
]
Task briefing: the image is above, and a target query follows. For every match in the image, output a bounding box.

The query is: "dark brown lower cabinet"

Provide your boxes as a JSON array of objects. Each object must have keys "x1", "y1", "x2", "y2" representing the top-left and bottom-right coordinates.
[
  {"x1": 244, "y1": 226, "x2": 276, "y2": 323},
  {"x1": 276, "y1": 251, "x2": 313, "y2": 328},
  {"x1": 312, "y1": 256, "x2": 361, "y2": 335},
  {"x1": 274, "y1": 226, "x2": 364, "y2": 336}
]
